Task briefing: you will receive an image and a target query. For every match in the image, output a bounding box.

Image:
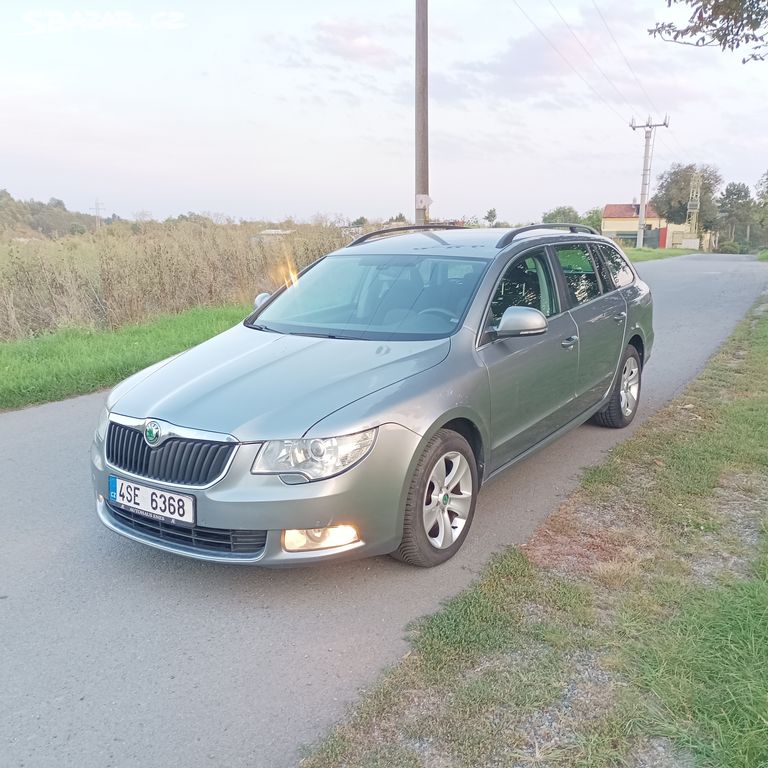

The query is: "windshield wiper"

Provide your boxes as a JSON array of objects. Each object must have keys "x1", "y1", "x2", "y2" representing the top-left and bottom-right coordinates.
[
  {"x1": 287, "y1": 331, "x2": 339, "y2": 339},
  {"x1": 286, "y1": 331, "x2": 363, "y2": 340},
  {"x1": 248, "y1": 323, "x2": 280, "y2": 333}
]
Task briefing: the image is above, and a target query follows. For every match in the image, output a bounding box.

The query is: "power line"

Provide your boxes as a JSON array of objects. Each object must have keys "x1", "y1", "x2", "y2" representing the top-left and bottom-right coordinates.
[
  {"x1": 511, "y1": 0, "x2": 628, "y2": 126},
  {"x1": 547, "y1": 0, "x2": 639, "y2": 115},
  {"x1": 590, "y1": 0, "x2": 660, "y2": 115},
  {"x1": 590, "y1": 0, "x2": 686, "y2": 157}
]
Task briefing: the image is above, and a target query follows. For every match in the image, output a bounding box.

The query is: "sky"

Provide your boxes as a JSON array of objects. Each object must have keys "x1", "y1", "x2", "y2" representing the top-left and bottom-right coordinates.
[{"x1": 1, "y1": 1, "x2": 767, "y2": 223}]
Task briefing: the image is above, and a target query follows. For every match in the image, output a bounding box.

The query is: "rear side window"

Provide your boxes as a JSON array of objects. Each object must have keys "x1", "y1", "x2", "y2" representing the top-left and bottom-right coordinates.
[
  {"x1": 554, "y1": 244, "x2": 601, "y2": 305},
  {"x1": 597, "y1": 244, "x2": 635, "y2": 288}
]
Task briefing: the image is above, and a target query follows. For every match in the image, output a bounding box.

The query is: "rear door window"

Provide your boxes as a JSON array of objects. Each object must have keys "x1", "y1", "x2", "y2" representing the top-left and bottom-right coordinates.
[
  {"x1": 596, "y1": 244, "x2": 635, "y2": 288},
  {"x1": 553, "y1": 243, "x2": 602, "y2": 305}
]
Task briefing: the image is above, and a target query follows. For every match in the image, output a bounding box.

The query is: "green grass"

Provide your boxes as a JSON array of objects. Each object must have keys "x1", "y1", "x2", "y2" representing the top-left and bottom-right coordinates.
[
  {"x1": 623, "y1": 247, "x2": 697, "y2": 262},
  {"x1": 758, "y1": 249, "x2": 768, "y2": 262},
  {"x1": 0, "y1": 305, "x2": 249, "y2": 410},
  {"x1": 303, "y1": 303, "x2": 768, "y2": 768},
  {"x1": 627, "y1": 555, "x2": 768, "y2": 767}
]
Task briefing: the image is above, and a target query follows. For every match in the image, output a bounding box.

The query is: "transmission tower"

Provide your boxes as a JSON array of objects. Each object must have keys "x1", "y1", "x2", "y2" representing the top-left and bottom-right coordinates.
[
  {"x1": 686, "y1": 172, "x2": 702, "y2": 235},
  {"x1": 90, "y1": 198, "x2": 103, "y2": 230}
]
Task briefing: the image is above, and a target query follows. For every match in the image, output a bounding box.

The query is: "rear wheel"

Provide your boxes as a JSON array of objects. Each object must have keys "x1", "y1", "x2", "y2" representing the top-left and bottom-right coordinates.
[
  {"x1": 392, "y1": 429, "x2": 478, "y2": 567},
  {"x1": 593, "y1": 345, "x2": 642, "y2": 429}
]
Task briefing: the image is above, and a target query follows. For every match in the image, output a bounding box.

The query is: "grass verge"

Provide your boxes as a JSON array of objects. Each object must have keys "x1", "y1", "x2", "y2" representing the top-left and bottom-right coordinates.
[
  {"x1": 0, "y1": 305, "x2": 248, "y2": 410},
  {"x1": 758, "y1": 249, "x2": 768, "y2": 262},
  {"x1": 302, "y1": 294, "x2": 768, "y2": 768},
  {"x1": 623, "y1": 246, "x2": 697, "y2": 262}
]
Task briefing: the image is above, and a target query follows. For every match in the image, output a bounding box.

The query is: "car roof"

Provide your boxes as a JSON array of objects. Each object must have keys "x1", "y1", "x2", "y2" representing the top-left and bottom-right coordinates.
[{"x1": 336, "y1": 226, "x2": 609, "y2": 260}]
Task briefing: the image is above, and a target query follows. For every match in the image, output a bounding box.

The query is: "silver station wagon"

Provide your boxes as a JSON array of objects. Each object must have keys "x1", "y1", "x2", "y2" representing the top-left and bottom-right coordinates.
[{"x1": 91, "y1": 224, "x2": 653, "y2": 567}]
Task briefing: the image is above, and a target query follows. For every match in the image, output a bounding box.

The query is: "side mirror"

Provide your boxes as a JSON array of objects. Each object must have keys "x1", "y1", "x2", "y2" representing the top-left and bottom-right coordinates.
[
  {"x1": 495, "y1": 306, "x2": 548, "y2": 338},
  {"x1": 253, "y1": 292, "x2": 271, "y2": 310}
]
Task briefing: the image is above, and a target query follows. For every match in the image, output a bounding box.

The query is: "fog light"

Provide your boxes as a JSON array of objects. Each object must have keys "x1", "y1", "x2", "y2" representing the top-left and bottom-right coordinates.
[{"x1": 283, "y1": 525, "x2": 360, "y2": 552}]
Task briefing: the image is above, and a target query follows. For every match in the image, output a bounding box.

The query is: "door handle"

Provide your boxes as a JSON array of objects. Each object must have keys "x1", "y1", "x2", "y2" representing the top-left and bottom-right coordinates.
[
  {"x1": 561, "y1": 335, "x2": 578, "y2": 349},
  {"x1": 613, "y1": 312, "x2": 627, "y2": 323}
]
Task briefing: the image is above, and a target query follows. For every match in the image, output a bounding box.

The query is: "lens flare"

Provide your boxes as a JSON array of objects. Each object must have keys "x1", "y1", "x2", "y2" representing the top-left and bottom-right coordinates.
[{"x1": 280, "y1": 255, "x2": 298, "y2": 288}]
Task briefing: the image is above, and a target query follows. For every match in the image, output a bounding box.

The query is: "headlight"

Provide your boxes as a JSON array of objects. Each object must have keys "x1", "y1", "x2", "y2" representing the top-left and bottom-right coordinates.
[
  {"x1": 95, "y1": 406, "x2": 110, "y2": 441},
  {"x1": 251, "y1": 428, "x2": 377, "y2": 481}
]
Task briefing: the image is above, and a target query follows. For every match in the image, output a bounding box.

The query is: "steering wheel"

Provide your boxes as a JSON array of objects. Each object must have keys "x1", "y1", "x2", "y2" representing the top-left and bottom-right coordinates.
[{"x1": 417, "y1": 308, "x2": 455, "y2": 321}]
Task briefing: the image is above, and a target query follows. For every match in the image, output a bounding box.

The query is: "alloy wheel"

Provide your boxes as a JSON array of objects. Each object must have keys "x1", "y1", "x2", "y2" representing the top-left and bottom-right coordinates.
[
  {"x1": 620, "y1": 357, "x2": 640, "y2": 417},
  {"x1": 422, "y1": 451, "x2": 473, "y2": 550}
]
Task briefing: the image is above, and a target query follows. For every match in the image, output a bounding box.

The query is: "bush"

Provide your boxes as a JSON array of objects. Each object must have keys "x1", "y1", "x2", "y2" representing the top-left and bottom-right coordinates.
[{"x1": 718, "y1": 241, "x2": 741, "y2": 254}]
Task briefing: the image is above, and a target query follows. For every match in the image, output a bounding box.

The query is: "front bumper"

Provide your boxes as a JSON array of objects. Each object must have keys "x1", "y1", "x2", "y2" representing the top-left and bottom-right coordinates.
[{"x1": 91, "y1": 423, "x2": 420, "y2": 566}]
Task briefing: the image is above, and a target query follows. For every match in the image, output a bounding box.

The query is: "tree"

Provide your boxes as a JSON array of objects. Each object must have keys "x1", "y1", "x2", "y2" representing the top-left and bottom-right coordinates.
[
  {"x1": 757, "y1": 170, "x2": 768, "y2": 204},
  {"x1": 351, "y1": 216, "x2": 368, "y2": 226},
  {"x1": 582, "y1": 207, "x2": 603, "y2": 232},
  {"x1": 542, "y1": 205, "x2": 581, "y2": 223},
  {"x1": 484, "y1": 208, "x2": 498, "y2": 226},
  {"x1": 651, "y1": 0, "x2": 768, "y2": 62},
  {"x1": 387, "y1": 213, "x2": 408, "y2": 223},
  {"x1": 651, "y1": 163, "x2": 723, "y2": 231},
  {"x1": 756, "y1": 170, "x2": 768, "y2": 225},
  {"x1": 718, "y1": 182, "x2": 754, "y2": 240}
]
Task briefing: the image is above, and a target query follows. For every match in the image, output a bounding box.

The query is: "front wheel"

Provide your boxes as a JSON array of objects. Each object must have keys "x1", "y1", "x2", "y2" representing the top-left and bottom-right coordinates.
[
  {"x1": 392, "y1": 429, "x2": 478, "y2": 567},
  {"x1": 593, "y1": 345, "x2": 642, "y2": 429}
]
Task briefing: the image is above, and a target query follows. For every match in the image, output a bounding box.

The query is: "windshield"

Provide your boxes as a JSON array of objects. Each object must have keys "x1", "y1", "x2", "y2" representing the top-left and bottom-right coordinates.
[{"x1": 248, "y1": 252, "x2": 490, "y2": 341}]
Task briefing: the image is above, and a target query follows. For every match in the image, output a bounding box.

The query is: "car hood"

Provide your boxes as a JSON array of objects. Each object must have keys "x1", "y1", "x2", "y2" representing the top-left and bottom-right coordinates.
[{"x1": 110, "y1": 323, "x2": 450, "y2": 440}]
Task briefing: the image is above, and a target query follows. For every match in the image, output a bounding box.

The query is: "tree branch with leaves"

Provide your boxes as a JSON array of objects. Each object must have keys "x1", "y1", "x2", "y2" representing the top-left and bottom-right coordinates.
[{"x1": 650, "y1": 0, "x2": 768, "y2": 62}]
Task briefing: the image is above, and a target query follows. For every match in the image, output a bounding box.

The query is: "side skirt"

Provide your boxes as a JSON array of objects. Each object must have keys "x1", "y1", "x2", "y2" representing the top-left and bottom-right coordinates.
[{"x1": 482, "y1": 395, "x2": 610, "y2": 486}]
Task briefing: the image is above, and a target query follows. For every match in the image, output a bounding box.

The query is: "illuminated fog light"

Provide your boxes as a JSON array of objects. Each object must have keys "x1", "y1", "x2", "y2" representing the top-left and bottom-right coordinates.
[{"x1": 283, "y1": 525, "x2": 360, "y2": 552}]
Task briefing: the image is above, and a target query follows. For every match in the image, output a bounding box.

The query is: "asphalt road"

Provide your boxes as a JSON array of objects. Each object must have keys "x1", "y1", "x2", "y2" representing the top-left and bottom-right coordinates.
[{"x1": 2, "y1": 253, "x2": 767, "y2": 768}]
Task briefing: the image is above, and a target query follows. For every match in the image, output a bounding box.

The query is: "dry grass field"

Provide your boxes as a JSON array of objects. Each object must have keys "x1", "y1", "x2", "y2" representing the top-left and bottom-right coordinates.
[{"x1": 0, "y1": 221, "x2": 348, "y2": 340}]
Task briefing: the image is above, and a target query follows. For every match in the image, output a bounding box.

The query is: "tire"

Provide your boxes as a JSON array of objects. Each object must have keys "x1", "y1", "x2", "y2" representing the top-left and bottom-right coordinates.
[
  {"x1": 392, "y1": 429, "x2": 479, "y2": 567},
  {"x1": 592, "y1": 345, "x2": 642, "y2": 429}
]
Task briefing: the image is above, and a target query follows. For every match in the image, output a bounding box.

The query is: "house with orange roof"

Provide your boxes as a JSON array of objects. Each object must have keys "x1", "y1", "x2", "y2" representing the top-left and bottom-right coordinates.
[{"x1": 601, "y1": 203, "x2": 700, "y2": 249}]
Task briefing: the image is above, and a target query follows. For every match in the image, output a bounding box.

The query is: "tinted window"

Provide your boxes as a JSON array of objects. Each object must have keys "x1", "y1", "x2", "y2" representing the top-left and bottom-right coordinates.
[
  {"x1": 486, "y1": 249, "x2": 557, "y2": 329},
  {"x1": 250, "y1": 253, "x2": 490, "y2": 341},
  {"x1": 597, "y1": 244, "x2": 635, "y2": 288},
  {"x1": 589, "y1": 244, "x2": 614, "y2": 291},
  {"x1": 554, "y1": 243, "x2": 601, "y2": 305}
]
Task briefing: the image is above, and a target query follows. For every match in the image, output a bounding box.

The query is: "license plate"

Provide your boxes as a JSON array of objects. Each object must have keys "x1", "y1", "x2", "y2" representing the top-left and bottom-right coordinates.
[{"x1": 108, "y1": 475, "x2": 195, "y2": 526}]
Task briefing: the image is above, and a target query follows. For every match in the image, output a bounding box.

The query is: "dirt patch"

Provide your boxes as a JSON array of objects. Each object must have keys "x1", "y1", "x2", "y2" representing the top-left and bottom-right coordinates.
[
  {"x1": 690, "y1": 473, "x2": 768, "y2": 584},
  {"x1": 627, "y1": 737, "x2": 696, "y2": 768},
  {"x1": 523, "y1": 500, "x2": 626, "y2": 576},
  {"x1": 502, "y1": 651, "x2": 617, "y2": 767},
  {"x1": 522, "y1": 489, "x2": 652, "y2": 584}
]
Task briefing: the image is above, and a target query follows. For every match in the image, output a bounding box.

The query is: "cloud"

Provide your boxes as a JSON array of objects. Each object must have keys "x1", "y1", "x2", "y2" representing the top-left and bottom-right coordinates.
[{"x1": 312, "y1": 20, "x2": 407, "y2": 69}]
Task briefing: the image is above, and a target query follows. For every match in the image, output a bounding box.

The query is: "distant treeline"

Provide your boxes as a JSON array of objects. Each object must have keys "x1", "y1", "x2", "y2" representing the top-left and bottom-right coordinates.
[{"x1": 0, "y1": 190, "x2": 115, "y2": 238}]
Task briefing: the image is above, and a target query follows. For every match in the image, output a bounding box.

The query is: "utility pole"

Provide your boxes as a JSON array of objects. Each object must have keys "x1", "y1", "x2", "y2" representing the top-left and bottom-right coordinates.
[
  {"x1": 415, "y1": 0, "x2": 431, "y2": 225},
  {"x1": 630, "y1": 116, "x2": 668, "y2": 248},
  {"x1": 90, "y1": 198, "x2": 103, "y2": 230}
]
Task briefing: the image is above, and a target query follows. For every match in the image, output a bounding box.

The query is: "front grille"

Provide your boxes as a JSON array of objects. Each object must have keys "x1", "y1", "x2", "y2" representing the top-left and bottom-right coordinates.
[
  {"x1": 106, "y1": 422, "x2": 236, "y2": 486},
  {"x1": 106, "y1": 501, "x2": 268, "y2": 556}
]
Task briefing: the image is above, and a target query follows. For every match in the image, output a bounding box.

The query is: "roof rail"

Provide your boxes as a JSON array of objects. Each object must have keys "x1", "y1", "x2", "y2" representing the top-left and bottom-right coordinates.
[
  {"x1": 346, "y1": 224, "x2": 468, "y2": 247},
  {"x1": 495, "y1": 223, "x2": 599, "y2": 250}
]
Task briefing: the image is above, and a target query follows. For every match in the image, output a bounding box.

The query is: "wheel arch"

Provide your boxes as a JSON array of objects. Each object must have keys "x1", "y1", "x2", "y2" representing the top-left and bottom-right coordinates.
[
  {"x1": 627, "y1": 333, "x2": 645, "y2": 367},
  {"x1": 440, "y1": 417, "x2": 486, "y2": 482}
]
